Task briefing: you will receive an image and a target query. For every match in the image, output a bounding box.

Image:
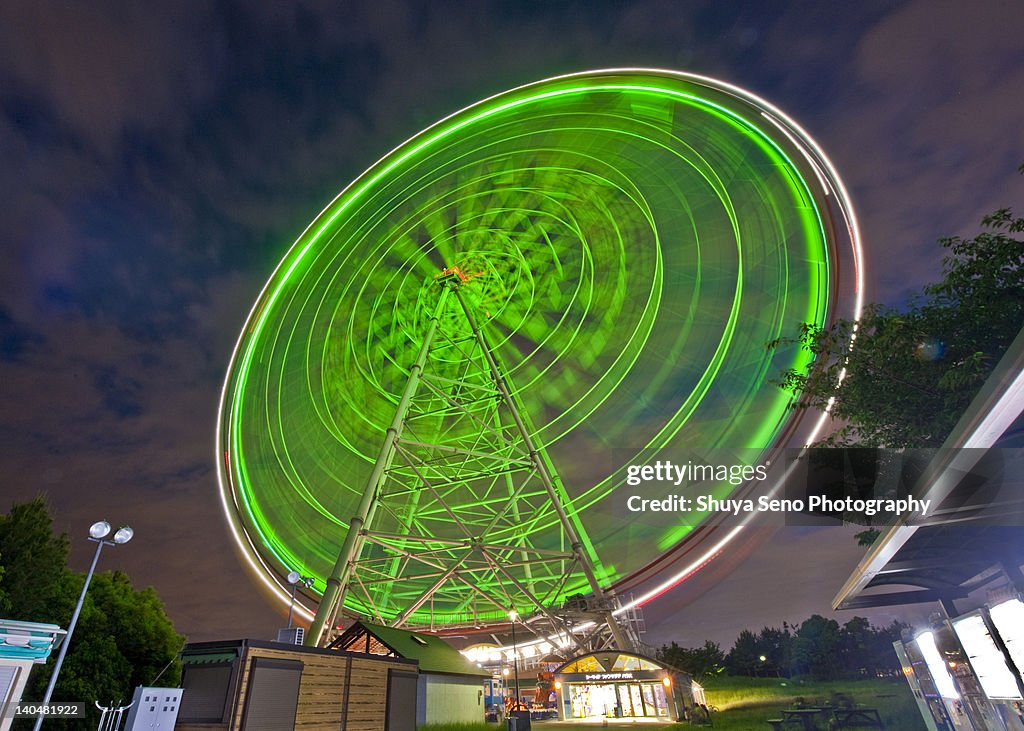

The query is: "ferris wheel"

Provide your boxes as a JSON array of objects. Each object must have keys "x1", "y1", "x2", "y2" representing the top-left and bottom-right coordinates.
[{"x1": 216, "y1": 68, "x2": 862, "y2": 648}]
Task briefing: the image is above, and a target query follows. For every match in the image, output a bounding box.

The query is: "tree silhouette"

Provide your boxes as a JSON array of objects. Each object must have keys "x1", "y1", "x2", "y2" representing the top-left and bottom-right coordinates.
[
  {"x1": 771, "y1": 172, "x2": 1024, "y2": 448},
  {"x1": 657, "y1": 640, "x2": 725, "y2": 680}
]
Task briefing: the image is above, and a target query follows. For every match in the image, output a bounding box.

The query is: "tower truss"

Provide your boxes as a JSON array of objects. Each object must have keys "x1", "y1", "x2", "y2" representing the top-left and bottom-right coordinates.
[{"x1": 307, "y1": 267, "x2": 629, "y2": 649}]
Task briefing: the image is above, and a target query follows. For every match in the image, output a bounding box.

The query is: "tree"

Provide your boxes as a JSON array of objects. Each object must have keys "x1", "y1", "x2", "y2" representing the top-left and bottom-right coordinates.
[
  {"x1": 87, "y1": 571, "x2": 183, "y2": 691},
  {"x1": 0, "y1": 499, "x2": 184, "y2": 730},
  {"x1": 757, "y1": 625, "x2": 793, "y2": 678},
  {"x1": 725, "y1": 629, "x2": 763, "y2": 676},
  {"x1": 791, "y1": 615, "x2": 842, "y2": 680},
  {"x1": 772, "y1": 187, "x2": 1024, "y2": 449},
  {"x1": 861, "y1": 619, "x2": 910, "y2": 677},
  {"x1": 722, "y1": 625, "x2": 794, "y2": 677},
  {"x1": 838, "y1": 616, "x2": 874, "y2": 676},
  {"x1": 0, "y1": 496, "x2": 70, "y2": 621},
  {"x1": 657, "y1": 640, "x2": 725, "y2": 680}
]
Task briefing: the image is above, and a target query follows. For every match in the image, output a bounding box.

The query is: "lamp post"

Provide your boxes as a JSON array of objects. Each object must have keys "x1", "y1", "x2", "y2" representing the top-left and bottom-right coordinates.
[
  {"x1": 285, "y1": 571, "x2": 314, "y2": 629},
  {"x1": 34, "y1": 521, "x2": 133, "y2": 730},
  {"x1": 509, "y1": 610, "x2": 521, "y2": 709}
]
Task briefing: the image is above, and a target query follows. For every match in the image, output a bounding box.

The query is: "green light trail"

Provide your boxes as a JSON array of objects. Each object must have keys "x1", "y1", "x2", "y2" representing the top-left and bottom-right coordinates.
[{"x1": 218, "y1": 70, "x2": 840, "y2": 627}]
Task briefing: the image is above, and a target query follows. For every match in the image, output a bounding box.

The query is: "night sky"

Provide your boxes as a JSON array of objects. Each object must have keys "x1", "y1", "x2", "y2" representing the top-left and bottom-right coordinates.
[{"x1": 2, "y1": 1, "x2": 1023, "y2": 650}]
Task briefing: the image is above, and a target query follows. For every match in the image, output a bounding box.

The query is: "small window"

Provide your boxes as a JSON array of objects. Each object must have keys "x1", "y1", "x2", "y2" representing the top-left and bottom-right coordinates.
[
  {"x1": 562, "y1": 655, "x2": 602, "y2": 673},
  {"x1": 612, "y1": 654, "x2": 660, "y2": 671}
]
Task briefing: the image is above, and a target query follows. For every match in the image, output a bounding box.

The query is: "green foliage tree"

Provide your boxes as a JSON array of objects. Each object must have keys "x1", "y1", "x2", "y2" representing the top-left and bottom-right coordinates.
[
  {"x1": 756, "y1": 625, "x2": 793, "y2": 678},
  {"x1": 0, "y1": 496, "x2": 70, "y2": 621},
  {"x1": 724, "y1": 629, "x2": 763, "y2": 676},
  {"x1": 88, "y1": 571, "x2": 183, "y2": 690},
  {"x1": 838, "y1": 616, "x2": 874, "y2": 676},
  {"x1": 791, "y1": 615, "x2": 842, "y2": 680},
  {"x1": 656, "y1": 640, "x2": 725, "y2": 680},
  {"x1": 679, "y1": 615, "x2": 902, "y2": 679},
  {"x1": 0, "y1": 499, "x2": 184, "y2": 730},
  {"x1": 859, "y1": 619, "x2": 910, "y2": 677},
  {"x1": 38, "y1": 577, "x2": 133, "y2": 716},
  {"x1": 772, "y1": 186, "x2": 1024, "y2": 449}
]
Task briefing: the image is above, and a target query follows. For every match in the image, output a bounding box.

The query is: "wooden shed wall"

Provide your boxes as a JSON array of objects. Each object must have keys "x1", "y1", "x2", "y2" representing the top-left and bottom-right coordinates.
[{"x1": 176, "y1": 644, "x2": 415, "y2": 731}]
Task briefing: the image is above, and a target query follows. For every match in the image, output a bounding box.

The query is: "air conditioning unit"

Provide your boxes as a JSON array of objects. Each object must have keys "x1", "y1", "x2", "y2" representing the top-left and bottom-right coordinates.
[{"x1": 276, "y1": 627, "x2": 304, "y2": 645}]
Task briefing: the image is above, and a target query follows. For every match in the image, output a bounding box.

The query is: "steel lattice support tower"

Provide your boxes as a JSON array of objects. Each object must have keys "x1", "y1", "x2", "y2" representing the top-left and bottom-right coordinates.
[{"x1": 306, "y1": 267, "x2": 629, "y2": 649}]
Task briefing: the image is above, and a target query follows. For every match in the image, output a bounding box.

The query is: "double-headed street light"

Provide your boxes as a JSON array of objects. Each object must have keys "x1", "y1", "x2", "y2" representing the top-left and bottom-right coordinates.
[{"x1": 34, "y1": 520, "x2": 133, "y2": 730}]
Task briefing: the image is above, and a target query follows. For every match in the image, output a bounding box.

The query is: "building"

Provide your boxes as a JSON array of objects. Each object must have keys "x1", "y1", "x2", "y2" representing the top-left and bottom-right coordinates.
[
  {"x1": 330, "y1": 621, "x2": 491, "y2": 726},
  {"x1": 175, "y1": 624, "x2": 490, "y2": 731},
  {"x1": 833, "y1": 327, "x2": 1024, "y2": 731},
  {"x1": 175, "y1": 638, "x2": 416, "y2": 731},
  {"x1": 551, "y1": 649, "x2": 703, "y2": 722},
  {"x1": 0, "y1": 619, "x2": 65, "y2": 731}
]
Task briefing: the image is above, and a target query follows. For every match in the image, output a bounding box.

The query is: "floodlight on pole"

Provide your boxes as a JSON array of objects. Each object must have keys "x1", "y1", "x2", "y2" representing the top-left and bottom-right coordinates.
[
  {"x1": 509, "y1": 609, "x2": 521, "y2": 709},
  {"x1": 33, "y1": 521, "x2": 133, "y2": 730},
  {"x1": 286, "y1": 571, "x2": 314, "y2": 629}
]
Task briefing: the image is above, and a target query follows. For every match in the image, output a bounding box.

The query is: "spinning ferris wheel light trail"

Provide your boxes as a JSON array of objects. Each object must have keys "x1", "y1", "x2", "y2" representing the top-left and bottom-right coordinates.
[{"x1": 216, "y1": 68, "x2": 862, "y2": 648}]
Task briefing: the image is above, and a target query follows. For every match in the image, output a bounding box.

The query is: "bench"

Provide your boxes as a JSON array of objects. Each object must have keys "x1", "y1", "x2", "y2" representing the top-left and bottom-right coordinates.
[{"x1": 829, "y1": 708, "x2": 883, "y2": 729}]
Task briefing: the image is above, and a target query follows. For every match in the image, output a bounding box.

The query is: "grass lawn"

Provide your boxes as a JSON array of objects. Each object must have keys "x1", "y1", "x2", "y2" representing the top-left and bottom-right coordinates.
[
  {"x1": 421, "y1": 678, "x2": 927, "y2": 731},
  {"x1": 682, "y1": 675, "x2": 927, "y2": 729}
]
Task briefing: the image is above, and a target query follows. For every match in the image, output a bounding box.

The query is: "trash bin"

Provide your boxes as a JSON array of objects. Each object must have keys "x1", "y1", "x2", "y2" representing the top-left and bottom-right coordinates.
[{"x1": 512, "y1": 710, "x2": 532, "y2": 731}]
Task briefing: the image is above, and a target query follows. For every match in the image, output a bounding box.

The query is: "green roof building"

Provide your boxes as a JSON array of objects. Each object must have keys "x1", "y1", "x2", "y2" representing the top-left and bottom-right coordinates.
[{"x1": 331, "y1": 621, "x2": 490, "y2": 726}]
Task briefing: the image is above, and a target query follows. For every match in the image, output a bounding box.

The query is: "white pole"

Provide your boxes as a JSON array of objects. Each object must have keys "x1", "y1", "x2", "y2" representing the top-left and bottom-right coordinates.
[{"x1": 33, "y1": 539, "x2": 105, "y2": 730}]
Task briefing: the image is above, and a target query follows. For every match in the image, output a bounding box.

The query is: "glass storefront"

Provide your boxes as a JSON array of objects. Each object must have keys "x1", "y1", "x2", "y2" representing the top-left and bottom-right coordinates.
[
  {"x1": 567, "y1": 680, "x2": 669, "y2": 718},
  {"x1": 555, "y1": 650, "x2": 689, "y2": 721}
]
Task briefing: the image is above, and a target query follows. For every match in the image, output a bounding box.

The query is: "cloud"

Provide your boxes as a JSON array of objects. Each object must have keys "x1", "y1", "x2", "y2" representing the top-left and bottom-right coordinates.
[
  {"x1": 0, "y1": 0, "x2": 225, "y2": 155},
  {"x1": 0, "y1": 306, "x2": 45, "y2": 362},
  {"x1": 822, "y1": 0, "x2": 1024, "y2": 302},
  {"x1": 1, "y1": 1, "x2": 1020, "y2": 642}
]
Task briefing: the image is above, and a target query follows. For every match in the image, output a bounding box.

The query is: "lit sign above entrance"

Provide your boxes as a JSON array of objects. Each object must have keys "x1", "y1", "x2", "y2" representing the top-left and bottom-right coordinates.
[{"x1": 559, "y1": 670, "x2": 662, "y2": 683}]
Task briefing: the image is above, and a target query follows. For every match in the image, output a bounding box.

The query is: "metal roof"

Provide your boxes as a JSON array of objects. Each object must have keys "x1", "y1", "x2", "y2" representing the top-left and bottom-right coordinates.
[
  {"x1": 330, "y1": 621, "x2": 490, "y2": 677},
  {"x1": 833, "y1": 327, "x2": 1024, "y2": 611}
]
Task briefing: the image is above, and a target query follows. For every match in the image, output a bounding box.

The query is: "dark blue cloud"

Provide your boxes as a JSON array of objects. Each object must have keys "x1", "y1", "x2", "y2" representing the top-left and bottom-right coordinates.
[
  {"x1": 91, "y1": 365, "x2": 144, "y2": 419},
  {"x1": 0, "y1": 306, "x2": 45, "y2": 362}
]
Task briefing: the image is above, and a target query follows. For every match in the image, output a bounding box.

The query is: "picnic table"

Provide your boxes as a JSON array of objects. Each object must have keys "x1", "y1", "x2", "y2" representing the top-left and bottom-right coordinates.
[
  {"x1": 783, "y1": 707, "x2": 827, "y2": 730},
  {"x1": 829, "y1": 707, "x2": 884, "y2": 728},
  {"x1": 766, "y1": 707, "x2": 826, "y2": 730}
]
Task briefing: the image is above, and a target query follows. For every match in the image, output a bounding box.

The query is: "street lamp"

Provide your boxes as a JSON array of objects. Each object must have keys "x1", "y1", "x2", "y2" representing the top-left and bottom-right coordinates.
[
  {"x1": 509, "y1": 610, "x2": 521, "y2": 709},
  {"x1": 34, "y1": 520, "x2": 133, "y2": 730},
  {"x1": 285, "y1": 571, "x2": 314, "y2": 629}
]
